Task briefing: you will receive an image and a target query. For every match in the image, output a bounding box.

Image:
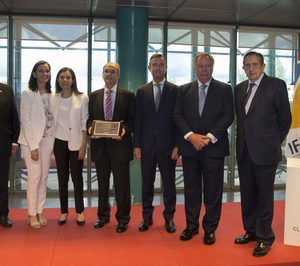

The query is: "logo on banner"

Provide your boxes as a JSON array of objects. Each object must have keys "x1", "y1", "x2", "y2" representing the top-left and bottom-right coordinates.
[{"x1": 285, "y1": 76, "x2": 300, "y2": 158}]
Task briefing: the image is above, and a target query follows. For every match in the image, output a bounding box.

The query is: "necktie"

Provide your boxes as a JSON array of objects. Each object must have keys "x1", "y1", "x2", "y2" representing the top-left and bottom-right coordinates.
[
  {"x1": 105, "y1": 89, "x2": 113, "y2": 120},
  {"x1": 244, "y1": 83, "x2": 255, "y2": 106},
  {"x1": 199, "y1": 84, "x2": 207, "y2": 116},
  {"x1": 155, "y1": 83, "x2": 161, "y2": 111}
]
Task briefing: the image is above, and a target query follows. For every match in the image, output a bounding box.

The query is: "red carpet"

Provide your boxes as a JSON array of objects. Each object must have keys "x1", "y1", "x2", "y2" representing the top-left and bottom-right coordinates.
[{"x1": 1, "y1": 201, "x2": 300, "y2": 266}]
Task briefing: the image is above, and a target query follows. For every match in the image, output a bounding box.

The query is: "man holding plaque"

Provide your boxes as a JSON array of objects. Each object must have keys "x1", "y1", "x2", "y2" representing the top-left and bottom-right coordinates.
[
  {"x1": 133, "y1": 54, "x2": 179, "y2": 233},
  {"x1": 87, "y1": 62, "x2": 135, "y2": 233}
]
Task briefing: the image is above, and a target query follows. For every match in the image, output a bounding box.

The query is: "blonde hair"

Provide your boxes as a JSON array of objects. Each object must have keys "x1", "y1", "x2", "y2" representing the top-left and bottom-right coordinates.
[
  {"x1": 103, "y1": 62, "x2": 120, "y2": 77},
  {"x1": 194, "y1": 52, "x2": 214, "y2": 66}
]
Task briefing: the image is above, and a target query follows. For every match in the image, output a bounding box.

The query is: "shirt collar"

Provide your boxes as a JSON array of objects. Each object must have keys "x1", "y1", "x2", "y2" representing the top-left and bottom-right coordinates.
[
  {"x1": 197, "y1": 78, "x2": 212, "y2": 88},
  {"x1": 248, "y1": 73, "x2": 264, "y2": 87},
  {"x1": 104, "y1": 83, "x2": 117, "y2": 93}
]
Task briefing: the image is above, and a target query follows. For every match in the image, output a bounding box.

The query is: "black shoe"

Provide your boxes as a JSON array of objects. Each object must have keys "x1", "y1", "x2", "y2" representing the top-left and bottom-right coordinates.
[
  {"x1": 204, "y1": 230, "x2": 215, "y2": 245},
  {"x1": 165, "y1": 219, "x2": 176, "y2": 233},
  {"x1": 76, "y1": 212, "x2": 85, "y2": 226},
  {"x1": 94, "y1": 218, "x2": 109, "y2": 229},
  {"x1": 234, "y1": 232, "x2": 256, "y2": 244},
  {"x1": 0, "y1": 216, "x2": 12, "y2": 228},
  {"x1": 138, "y1": 218, "x2": 153, "y2": 232},
  {"x1": 116, "y1": 223, "x2": 128, "y2": 233},
  {"x1": 58, "y1": 212, "x2": 68, "y2": 225},
  {"x1": 180, "y1": 227, "x2": 199, "y2": 241},
  {"x1": 253, "y1": 242, "x2": 271, "y2": 257}
]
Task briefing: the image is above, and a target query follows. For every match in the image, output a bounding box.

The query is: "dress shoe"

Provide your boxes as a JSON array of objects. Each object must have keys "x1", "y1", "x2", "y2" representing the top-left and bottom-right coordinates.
[
  {"x1": 165, "y1": 219, "x2": 176, "y2": 233},
  {"x1": 253, "y1": 242, "x2": 271, "y2": 257},
  {"x1": 58, "y1": 212, "x2": 68, "y2": 225},
  {"x1": 234, "y1": 232, "x2": 256, "y2": 244},
  {"x1": 204, "y1": 230, "x2": 215, "y2": 245},
  {"x1": 94, "y1": 218, "x2": 109, "y2": 229},
  {"x1": 76, "y1": 212, "x2": 85, "y2": 226},
  {"x1": 116, "y1": 223, "x2": 128, "y2": 233},
  {"x1": 138, "y1": 218, "x2": 153, "y2": 232},
  {"x1": 0, "y1": 216, "x2": 12, "y2": 228},
  {"x1": 37, "y1": 213, "x2": 47, "y2": 226},
  {"x1": 180, "y1": 227, "x2": 199, "y2": 241},
  {"x1": 28, "y1": 215, "x2": 41, "y2": 229}
]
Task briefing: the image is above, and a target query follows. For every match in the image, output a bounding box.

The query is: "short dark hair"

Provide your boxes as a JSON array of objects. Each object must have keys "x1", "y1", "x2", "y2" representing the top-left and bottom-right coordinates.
[
  {"x1": 243, "y1": 51, "x2": 264, "y2": 65},
  {"x1": 28, "y1": 60, "x2": 52, "y2": 93},
  {"x1": 55, "y1": 67, "x2": 82, "y2": 95},
  {"x1": 149, "y1": 53, "x2": 166, "y2": 65}
]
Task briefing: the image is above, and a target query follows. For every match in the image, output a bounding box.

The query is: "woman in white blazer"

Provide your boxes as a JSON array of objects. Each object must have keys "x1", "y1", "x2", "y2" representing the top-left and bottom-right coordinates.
[
  {"x1": 53, "y1": 67, "x2": 88, "y2": 226},
  {"x1": 18, "y1": 60, "x2": 55, "y2": 229}
]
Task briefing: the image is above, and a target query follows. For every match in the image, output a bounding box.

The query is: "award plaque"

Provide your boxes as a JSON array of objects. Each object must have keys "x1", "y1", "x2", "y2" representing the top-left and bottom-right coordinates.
[{"x1": 91, "y1": 120, "x2": 123, "y2": 138}]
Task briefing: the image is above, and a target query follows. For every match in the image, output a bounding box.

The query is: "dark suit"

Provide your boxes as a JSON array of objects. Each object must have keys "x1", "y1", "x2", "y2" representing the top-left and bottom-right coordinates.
[
  {"x1": 133, "y1": 81, "x2": 178, "y2": 221},
  {"x1": 235, "y1": 74, "x2": 291, "y2": 245},
  {"x1": 87, "y1": 87, "x2": 135, "y2": 224},
  {"x1": 173, "y1": 78, "x2": 234, "y2": 231},
  {"x1": 0, "y1": 83, "x2": 20, "y2": 217}
]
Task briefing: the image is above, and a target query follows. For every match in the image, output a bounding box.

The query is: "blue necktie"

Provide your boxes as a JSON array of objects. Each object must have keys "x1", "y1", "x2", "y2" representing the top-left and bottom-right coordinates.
[
  {"x1": 244, "y1": 83, "x2": 255, "y2": 106},
  {"x1": 155, "y1": 83, "x2": 161, "y2": 111},
  {"x1": 199, "y1": 84, "x2": 207, "y2": 116}
]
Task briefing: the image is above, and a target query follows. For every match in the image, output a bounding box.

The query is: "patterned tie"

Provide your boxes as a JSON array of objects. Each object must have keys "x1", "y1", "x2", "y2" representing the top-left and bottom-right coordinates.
[
  {"x1": 245, "y1": 82, "x2": 255, "y2": 106},
  {"x1": 155, "y1": 83, "x2": 161, "y2": 112},
  {"x1": 199, "y1": 84, "x2": 207, "y2": 116},
  {"x1": 105, "y1": 89, "x2": 113, "y2": 120}
]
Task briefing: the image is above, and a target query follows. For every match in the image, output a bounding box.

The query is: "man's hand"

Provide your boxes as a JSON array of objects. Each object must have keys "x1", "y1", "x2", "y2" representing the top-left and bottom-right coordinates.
[
  {"x1": 187, "y1": 133, "x2": 210, "y2": 151},
  {"x1": 171, "y1": 147, "x2": 179, "y2": 160},
  {"x1": 133, "y1": 147, "x2": 141, "y2": 160}
]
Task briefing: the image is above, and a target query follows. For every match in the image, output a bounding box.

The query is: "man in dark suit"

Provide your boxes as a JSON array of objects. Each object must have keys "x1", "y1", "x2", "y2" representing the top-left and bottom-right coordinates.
[
  {"x1": 0, "y1": 83, "x2": 20, "y2": 228},
  {"x1": 133, "y1": 53, "x2": 179, "y2": 233},
  {"x1": 87, "y1": 63, "x2": 135, "y2": 233},
  {"x1": 173, "y1": 52, "x2": 234, "y2": 245},
  {"x1": 234, "y1": 51, "x2": 291, "y2": 257}
]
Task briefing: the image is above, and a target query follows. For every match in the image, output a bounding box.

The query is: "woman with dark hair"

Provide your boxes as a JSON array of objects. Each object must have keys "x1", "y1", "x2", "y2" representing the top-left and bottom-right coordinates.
[
  {"x1": 18, "y1": 60, "x2": 55, "y2": 229},
  {"x1": 53, "y1": 67, "x2": 88, "y2": 226}
]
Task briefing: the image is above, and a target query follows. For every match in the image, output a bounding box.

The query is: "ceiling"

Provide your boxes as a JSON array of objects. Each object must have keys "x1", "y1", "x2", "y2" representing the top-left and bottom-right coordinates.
[{"x1": 0, "y1": 0, "x2": 300, "y2": 29}]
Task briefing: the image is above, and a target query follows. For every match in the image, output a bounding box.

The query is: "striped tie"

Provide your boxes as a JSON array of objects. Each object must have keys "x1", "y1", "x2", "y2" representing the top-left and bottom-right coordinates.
[
  {"x1": 199, "y1": 84, "x2": 207, "y2": 116},
  {"x1": 105, "y1": 89, "x2": 113, "y2": 120}
]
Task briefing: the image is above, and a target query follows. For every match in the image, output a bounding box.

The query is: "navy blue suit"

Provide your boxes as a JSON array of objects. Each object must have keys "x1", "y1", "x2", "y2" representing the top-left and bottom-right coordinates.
[
  {"x1": 173, "y1": 78, "x2": 234, "y2": 231},
  {"x1": 235, "y1": 74, "x2": 291, "y2": 245},
  {"x1": 133, "y1": 81, "x2": 179, "y2": 221}
]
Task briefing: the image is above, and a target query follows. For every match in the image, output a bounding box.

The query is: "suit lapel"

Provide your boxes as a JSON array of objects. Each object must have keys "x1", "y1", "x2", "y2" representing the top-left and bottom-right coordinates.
[{"x1": 247, "y1": 74, "x2": 267, "y2": 115}]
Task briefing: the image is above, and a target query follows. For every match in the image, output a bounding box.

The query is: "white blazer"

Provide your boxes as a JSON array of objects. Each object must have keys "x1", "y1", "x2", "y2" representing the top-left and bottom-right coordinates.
[
  {"x1": 18, "y1": 88, "x2": 55, "y2": 151},
  {"x1": 53, "y1": 92, "x2": 89, "y2": 151}
]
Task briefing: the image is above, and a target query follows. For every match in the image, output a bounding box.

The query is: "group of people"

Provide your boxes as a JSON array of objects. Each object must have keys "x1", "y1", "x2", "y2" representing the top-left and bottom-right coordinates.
[{"x1": 0, "y1": 51, "x2": 292, "y2": 258}]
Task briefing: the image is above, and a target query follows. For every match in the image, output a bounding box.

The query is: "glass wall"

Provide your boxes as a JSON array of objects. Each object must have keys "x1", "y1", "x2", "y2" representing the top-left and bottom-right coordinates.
[
  {"x1": 0, "y1": 17, "x2": 8, "y2": 83},
  {"x1": 5, "y1": 16, "x2": 298, "y2": 194}
]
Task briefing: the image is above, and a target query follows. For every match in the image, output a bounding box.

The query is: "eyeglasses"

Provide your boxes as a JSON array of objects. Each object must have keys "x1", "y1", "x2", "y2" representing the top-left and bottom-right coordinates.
[{"x1": 243, "y1": 63, "x2": 261, "y2": 69}]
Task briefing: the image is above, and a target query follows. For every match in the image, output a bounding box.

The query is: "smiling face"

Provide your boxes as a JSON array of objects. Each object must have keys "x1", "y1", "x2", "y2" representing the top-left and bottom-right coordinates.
[
  {"x1": 33, "y1": 63, "x2": 51, "y2": 85},
  {"x1": 194, "y1": 54, "x2": 214, "y2": 84},
  {"x1": 148, "y1": 56, "x2": 167, "y2": 83},
  {"x1": 58, "y1": 70, "x2": 73, "y2": 92},
  {"x1": 243, "y1": 54, "x2": 265, "y2": 82},
  {"x1": 102, "y1": 63, "x2": 120, "y2": 89}
]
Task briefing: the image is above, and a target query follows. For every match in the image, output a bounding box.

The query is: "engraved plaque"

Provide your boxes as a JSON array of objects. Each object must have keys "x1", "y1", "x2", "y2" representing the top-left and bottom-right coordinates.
[{"x1": 91, "y1": 120, "x2": 123, "y2": 138}]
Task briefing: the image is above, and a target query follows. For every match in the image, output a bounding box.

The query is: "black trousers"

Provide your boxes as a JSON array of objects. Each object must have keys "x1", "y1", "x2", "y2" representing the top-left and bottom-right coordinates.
[
  {"x1": 94, "y1": 142, "x2": 131, "y2": 225},
  {"x1": 238, "y1": 145, "x2": 276, "y2": 245},
  {"x1": 141, "y1": 142, "x2": 176, "y2": 221},
  {"x1": 54, "y1": 139, "x2": 84, "y2": 214},
  {"x1": 182, "y1": 155, "x2": 224, "y2": 231},
  {"x1": 0, "y1": 155, "x2": 10, "y2": 217}
]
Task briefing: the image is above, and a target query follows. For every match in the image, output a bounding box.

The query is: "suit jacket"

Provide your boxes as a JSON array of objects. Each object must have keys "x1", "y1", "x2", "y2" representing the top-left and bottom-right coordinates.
[
  {"x1": 18, "y1": 88, "x2": 55, "y2": 151},
  {"x1": 53, "y1": 92, "x2": 89, "y2": 151},
  {"x1": 0, "y1": 83, "x2": 20, "y2": 157},
  {"x1": 173, "y1": 78, "x2": 234, "y2": 158},
  {"x1": 235, "y1": 74, "x2": 292, "y2": 165},
  {"x1": 133, "y1": 81, "x2": 179, "y2": 156},
  {"x1": 87, "y1": 86, "x2": 135, "y2": 163}
]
